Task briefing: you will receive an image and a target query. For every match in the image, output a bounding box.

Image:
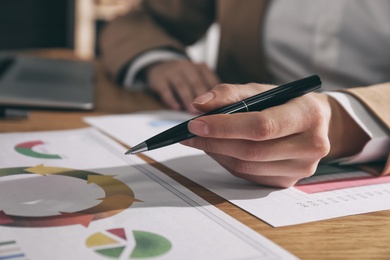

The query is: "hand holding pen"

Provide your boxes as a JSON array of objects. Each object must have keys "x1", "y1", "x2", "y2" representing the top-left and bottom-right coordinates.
[
  {"x1": 128, "y1": 76, "x2": 321, "y2": 154},
  {"x1": 128, "y1": 75, "x2": 372, "y2": 187}
]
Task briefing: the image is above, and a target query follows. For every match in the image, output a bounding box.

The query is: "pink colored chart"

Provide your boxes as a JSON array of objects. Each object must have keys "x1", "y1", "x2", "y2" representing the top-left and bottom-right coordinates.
[{"x1": 295, "y1": 175, "x2": 390, "y2": 194}]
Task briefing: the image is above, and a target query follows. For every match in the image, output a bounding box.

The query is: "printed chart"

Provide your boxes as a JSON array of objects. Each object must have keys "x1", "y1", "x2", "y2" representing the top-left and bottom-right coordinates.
[
  {"x1": 0, "y1": 165, "x2": 139, "y2": 227},
  {"x1": 14, "y1": 140, "x2": 62, "y2": 159},
  {"x1": 0, "y1": 128, "x2": 295, "y2": 259},
  {"x1": 0, "y1": 240, "x2": 26, "y2": 260},
  {"x1": 86, "y1": 228, "x2": 171, "y2": 259}
]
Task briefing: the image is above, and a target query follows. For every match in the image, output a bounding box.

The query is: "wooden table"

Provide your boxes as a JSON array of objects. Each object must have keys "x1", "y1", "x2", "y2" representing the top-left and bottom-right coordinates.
[{"x1": 1, "y1": 50, "x2": 389, "y2": 259}]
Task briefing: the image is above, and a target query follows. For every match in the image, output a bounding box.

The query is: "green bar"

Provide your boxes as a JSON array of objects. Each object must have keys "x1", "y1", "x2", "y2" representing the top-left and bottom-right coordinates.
[{"x1": 0, "y1": 240, "x2": 16, "y2": 246}]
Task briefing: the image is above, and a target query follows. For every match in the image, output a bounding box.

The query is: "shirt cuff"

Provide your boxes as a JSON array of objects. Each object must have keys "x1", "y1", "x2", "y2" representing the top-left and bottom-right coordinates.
[
  {"x1": 123, "y1": 50, "x2": 187, "y2": 91},
  {"x1": 325, "y1": 92, "x2": 390, "y2": 165}
]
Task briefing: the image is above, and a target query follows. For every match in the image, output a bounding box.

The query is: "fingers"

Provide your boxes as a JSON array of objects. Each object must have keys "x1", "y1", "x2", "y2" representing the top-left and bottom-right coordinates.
[
  {"x1": 146, "y1": 60, "x2": 220, "y2": 113},
  {"x1": 168, "y1": 74, "x2": 197, "y2": 112},
  {"x1": 182, "y1": 132, "x2": 329, "y2": 162},
  {"x1": 192, "y1": 83, "x2": 273, "y2": 112},
  {"x1": 207, "y1": 152, "x2": 318, "y2": 188},
  {"x1": 181, "y1": 84, "x2": 332, "y2": 188},
  {"x1": 179, "y1": 63, "x2": 218, "y2": 96},
  {"x1": 188, "y1": 96, "x2": 326, "y2": 141},
  {"x1": 151, "y1": 78, "x2": 181, "y2": 111}
]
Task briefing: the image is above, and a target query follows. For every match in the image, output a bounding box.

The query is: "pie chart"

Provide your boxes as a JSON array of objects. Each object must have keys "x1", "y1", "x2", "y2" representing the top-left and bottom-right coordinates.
[
  {"x1": 14, "y1": 140, "x2": 61, "y2": 159},
  {"x1": 86, "y1": 228, "x2": 172, "y2": 259},
  {"x1": 0, "y1": 165, "x2": 140, "y2": 228}
]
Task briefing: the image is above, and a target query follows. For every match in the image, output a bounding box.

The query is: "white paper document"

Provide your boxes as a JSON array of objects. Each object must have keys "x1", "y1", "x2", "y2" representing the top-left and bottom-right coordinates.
[
  {"x1": 0, "y1": 128, "x2": 295, "y2": 259},
  {"x1": 85, "y1": 111, "x2": 390, "y2": 227}
]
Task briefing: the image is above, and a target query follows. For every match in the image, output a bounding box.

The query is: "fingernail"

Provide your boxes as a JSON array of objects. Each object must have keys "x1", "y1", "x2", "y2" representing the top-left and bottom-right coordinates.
[
  {"x1": 188, "y1": 120, "x2": 209, "y2": 135},
  {"x1": 193, "y1": 92, "x2": 215, "y2": 105}
]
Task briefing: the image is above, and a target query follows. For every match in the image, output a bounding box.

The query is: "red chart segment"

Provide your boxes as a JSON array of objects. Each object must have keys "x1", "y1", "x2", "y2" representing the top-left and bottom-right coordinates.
[{"x1": 108, "y1": 228, "x2": 127, "y2": 240}]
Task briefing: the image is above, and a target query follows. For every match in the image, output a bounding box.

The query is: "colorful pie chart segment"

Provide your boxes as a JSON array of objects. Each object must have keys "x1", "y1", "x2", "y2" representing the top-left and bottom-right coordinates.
[
  {"x1": 14, "y1": 140, "x2": 61, "y2": 159},
  {"x1": 86, "y1": 228, "x2": 172, "y2": 259}
]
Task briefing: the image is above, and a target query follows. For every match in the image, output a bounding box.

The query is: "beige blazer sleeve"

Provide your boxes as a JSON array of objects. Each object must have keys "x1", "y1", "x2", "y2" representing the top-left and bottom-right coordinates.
[
  {"x1": 99, "y1": 0, "x2": 215, "y2": 81},
  {"x1": 342, "y1": 83, "x2": 390, "y2": 131},
  {"x1": 342, "y1": 83, "x2": 390, "y2": 175}
]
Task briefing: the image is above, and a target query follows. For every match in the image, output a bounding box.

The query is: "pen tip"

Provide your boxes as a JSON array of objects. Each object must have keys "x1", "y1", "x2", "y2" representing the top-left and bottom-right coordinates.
[
  {"x1": 124, "y1": 150, "x2": 132, "y2": 155},
  {"x1": 127, "y1": 142, "x2": 148, "y2": 155}
]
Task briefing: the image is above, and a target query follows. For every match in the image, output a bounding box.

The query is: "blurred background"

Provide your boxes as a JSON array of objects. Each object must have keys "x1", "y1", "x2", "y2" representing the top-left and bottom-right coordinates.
[
  {"x1": 0, "y1": 0, "x2": 139, "y2": 59},
  {"x1": 0, "y1": 0, "x2": 219, "y2": 67}
]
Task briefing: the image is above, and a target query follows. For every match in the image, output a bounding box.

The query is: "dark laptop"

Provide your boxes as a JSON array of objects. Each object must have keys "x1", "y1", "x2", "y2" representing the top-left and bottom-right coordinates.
[{"x1": 0, "y1": 54, "x2": 94, "y2": 110}]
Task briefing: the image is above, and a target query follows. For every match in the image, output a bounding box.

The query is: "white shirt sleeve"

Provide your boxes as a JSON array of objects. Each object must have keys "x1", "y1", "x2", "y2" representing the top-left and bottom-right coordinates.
[
  {"x1": 326, "y1": 92, "x2": 390, "y2": 165},
  {"x1": 122, "y1": 50, "x2": 187, "y2": 91}
]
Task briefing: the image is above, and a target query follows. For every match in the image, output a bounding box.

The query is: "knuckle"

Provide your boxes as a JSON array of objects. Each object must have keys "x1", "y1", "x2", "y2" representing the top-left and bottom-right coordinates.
[
  {"x1": 250, "y1": 114, "x2": 277, "y2": 140},
  {"x1": 213, "y1": 84, "x2": 241, "y2": 102},
  {"x1": 308, "y1": 99, "x2": 327, "y2": 124},
  {"x1": 213, "y1": 83, "x2": 232, "y2": 92},
  {"x1": 309, "y1": 134, "x2": 330, "y2": 158}
]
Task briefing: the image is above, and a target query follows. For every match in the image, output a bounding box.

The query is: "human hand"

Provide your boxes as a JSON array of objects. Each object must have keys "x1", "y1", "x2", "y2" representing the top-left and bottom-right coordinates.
[
  {"x1": 181, "y1": 83, "x2": 370, "y2": 187},
  {"x1": 146, "y1": 60, "x2": 220, "y2": 113}
]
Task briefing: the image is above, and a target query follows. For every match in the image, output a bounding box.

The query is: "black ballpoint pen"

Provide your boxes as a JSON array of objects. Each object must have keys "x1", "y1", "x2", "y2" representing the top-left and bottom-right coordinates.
[{"x1": 126, "y1": 75, "x2": 321, "y2": 155}]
